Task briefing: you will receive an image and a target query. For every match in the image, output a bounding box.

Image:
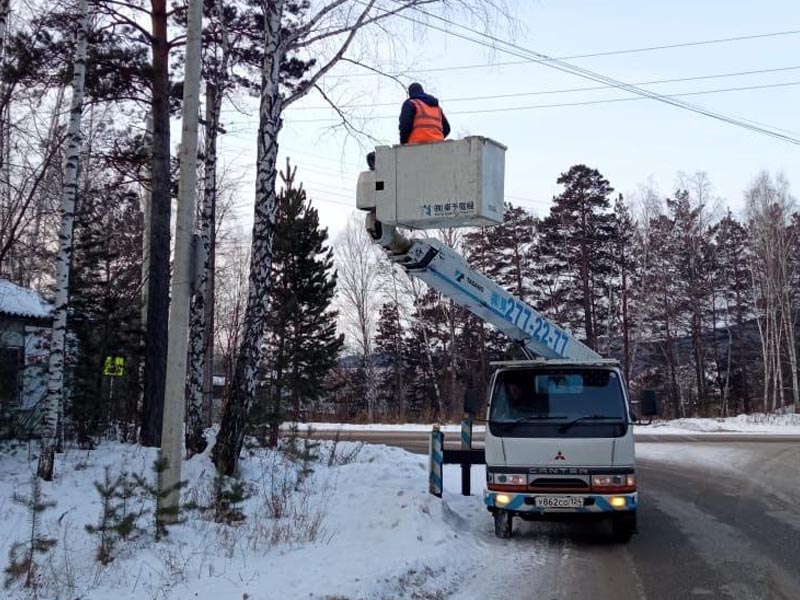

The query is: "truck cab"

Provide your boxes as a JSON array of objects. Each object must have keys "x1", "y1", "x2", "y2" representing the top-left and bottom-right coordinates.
[{"x1": 483, "y1": 360, "x2": 650, "y2": 542}]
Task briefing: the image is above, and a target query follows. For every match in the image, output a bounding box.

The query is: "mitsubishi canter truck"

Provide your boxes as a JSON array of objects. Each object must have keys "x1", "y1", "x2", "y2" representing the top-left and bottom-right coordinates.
[
  {"x1": 483, "y1": 360, "x2": 656, "y2": 541},
  {"x1": 356, "y1": 136, "x2": 658, "y2": 542}
]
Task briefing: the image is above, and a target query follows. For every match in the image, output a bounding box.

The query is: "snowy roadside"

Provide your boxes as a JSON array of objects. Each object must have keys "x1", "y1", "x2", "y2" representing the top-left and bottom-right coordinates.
[
  {"x1": 289, "y1": 413, "x2": 800, "y2": 436},
  {"x1": 0, "y1": 436, "x2": 499, "y2": 600}
]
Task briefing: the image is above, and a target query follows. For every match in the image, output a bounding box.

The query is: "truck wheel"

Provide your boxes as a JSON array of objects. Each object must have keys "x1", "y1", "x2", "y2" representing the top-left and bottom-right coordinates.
[
  {"x1": 494, "y1": 510, "x2": 513, "y2": 539},
  {"x1": 611, "y1": 511, "x2": 637, "y2": 543}
]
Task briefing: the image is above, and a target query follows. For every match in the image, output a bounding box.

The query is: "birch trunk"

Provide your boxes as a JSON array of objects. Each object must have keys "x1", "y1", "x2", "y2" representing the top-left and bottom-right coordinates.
[
  {"x1": 1, "y1": 0, "x2": 17, "y2": 265},
  {"x1": 213, "y1": 0, "x2": 286, "y2": 476},
  {"x1": 0, "y1": 0, "x2": 9, "y2": 57},
  {"x1": 159, "y1": 0, "x2": 203, "y2": 516},
  {"x1": 37, "y1": 0, "x2": 88, "y2": 481},
  {"x1": 186, "y1": 82, "x2": 221, "y2": 457}
]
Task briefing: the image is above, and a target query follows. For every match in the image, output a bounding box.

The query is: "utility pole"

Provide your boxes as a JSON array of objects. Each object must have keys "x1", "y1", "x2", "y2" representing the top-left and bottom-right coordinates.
[{"x1": 158, "y1": 0, "x2": 202, "y2": 517}]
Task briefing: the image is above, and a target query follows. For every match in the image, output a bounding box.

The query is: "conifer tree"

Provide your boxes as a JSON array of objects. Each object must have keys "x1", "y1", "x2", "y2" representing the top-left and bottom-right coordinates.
[
  {"x1": 4, "y1": 477, "x2": 57, "y2": 589},
  {"x1": 374, "y1": 301, "x2": 407, "y2": 419},
  {"x1": 69, "y1": 170, "x2": 144, "y2": 441},
  {"x1": 253, "y1": 160, "x2": 343, "y2": 447},
  {"x1": 608, "y1": 195, "x2": 637, "y2": 379},
  {"x1": 712, "y1": 212, "x2": 755, "y2": 414},
  {"x1": 538, "y1": 165, "x2": 615, "y2": 350}
]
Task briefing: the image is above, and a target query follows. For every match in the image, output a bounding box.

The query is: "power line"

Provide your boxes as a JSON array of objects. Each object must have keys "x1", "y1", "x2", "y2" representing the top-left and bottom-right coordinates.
[
  {"x1": 283, "y1": 80, "x2": 800, "y2": 123},
  {"x1": 325, "y1": 28, "x2": 800, "y2": 78},
  {"x1": 368, "y1": 1, "x2": 800, "y2": 145},
  {"x1": 293, "y1": 65, "x2": 800, "y2": 110}
]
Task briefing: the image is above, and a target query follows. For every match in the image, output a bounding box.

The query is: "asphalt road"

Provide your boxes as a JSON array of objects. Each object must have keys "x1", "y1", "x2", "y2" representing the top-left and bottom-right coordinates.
[{"x1": 315, "y1": 430, "x2": 800, "y2": 599}]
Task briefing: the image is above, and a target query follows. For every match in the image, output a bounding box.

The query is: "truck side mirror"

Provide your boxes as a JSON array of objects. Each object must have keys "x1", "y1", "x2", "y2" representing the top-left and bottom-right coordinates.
[
  {"x1": 463, "y1": 387, "x2": 479, "y2": 415},
  {"x1": 640, "y1": 390, "x2": 659, "y2": 417}
]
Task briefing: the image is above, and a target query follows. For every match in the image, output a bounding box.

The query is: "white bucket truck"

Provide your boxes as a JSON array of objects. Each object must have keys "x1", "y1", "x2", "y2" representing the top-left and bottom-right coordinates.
[{"x1": 356, "y1": 137, "x2": 657, "y2": 541}]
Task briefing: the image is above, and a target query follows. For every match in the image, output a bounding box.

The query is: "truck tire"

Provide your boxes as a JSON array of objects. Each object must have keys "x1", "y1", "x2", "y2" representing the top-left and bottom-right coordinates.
[
  {"x1": 494, "y1": 510, "x2": 513, "y2": 539},
  {"x1": 611, "y1": 511, "x2": 637, "y2": 543}
]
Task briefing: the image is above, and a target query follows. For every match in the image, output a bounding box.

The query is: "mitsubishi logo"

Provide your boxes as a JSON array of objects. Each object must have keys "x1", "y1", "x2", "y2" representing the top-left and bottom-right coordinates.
[{"x1": 554, "y1": 450, "x2": 566, "y2": 461}]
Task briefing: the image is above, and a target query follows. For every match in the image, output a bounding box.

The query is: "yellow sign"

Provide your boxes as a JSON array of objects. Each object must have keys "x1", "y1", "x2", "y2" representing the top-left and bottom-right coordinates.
[{"x1": 103, "y1": 356, "x2": 125, "y2": 377}]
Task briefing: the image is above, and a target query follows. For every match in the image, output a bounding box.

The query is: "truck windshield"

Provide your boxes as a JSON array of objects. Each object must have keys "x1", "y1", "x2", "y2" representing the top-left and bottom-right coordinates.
[{"x1": 489, "y1": 368, "x2": 626, "y2": 425}]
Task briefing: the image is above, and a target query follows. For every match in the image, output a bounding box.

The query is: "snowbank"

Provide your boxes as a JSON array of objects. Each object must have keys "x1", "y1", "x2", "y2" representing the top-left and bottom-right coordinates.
[
  {"x1": 290, "y1": 413, "x2": 800, "y2": 436},
  {"x1": 286, "y1": 422, "x2": 486, "y2": 433},
  {"x1": 644, "y1": 413, "x2": 800, "y2": 435},
  {"x1": 0, "y1": 437, "x2": 494, "y2": 600}
]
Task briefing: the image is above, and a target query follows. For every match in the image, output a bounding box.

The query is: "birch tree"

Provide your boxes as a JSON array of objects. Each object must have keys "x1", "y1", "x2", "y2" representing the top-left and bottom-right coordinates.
[
  {"x1": 213, "y1": 0, "x2": 510, "y2": 475},
  {"x1": 747, "y1": 172, "x2": 799, "y2": 413},
  {"x1": 38, "y1": 0, "x2": 89, "y2": 481},
  {"x1": 0, "y1": 0, "x2": 9, "y2": 52},
  {"x1": 335, "y1": 213, "x2": 382, "y2": 420}
]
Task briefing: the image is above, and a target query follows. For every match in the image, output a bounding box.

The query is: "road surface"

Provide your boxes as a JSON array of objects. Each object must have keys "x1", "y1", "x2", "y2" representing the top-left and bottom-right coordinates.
[{"x1": 315, "y1": 429, "x2": 800, "y2": 599}]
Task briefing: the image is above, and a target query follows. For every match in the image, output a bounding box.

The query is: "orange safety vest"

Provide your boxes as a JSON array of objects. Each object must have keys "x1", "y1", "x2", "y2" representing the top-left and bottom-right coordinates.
[{"x1": 407, "y1": 99, "x2": 444, "y2": 144}]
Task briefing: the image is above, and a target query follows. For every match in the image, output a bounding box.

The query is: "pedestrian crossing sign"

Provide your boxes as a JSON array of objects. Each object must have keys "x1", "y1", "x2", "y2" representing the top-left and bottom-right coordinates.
[{"x1": 103, "y1": 356, "x2": 125, "y2": 377}]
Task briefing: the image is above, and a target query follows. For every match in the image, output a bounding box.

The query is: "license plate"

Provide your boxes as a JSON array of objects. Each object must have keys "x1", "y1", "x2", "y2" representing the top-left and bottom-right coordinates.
[{"x1": 534, "y1": 496, "x2": 584, "y2": 509}]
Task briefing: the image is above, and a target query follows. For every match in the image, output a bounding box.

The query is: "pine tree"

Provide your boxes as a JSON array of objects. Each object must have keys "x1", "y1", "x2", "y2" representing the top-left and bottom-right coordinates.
[
  {"x1": 253, "y1": 160, "x2": 344, "y2": 447},
  {"x1": 608, "y1": 195, "x2": 637, "y2": 379},
  {"x1": 132, "y1": 455, "x2": 188, "y2": 541},
  {"x1": 86, "y1": 468, "x2": 148, "y2": 563},
  {"x1": 4, "y1": 476, "x2": 57, "y2": 589},
  {"x1": 213, "y1": 473, "x2": 251, "y2": 524},
  {"x1": 465, "y1": 203, "x2": 539, "y2": 303},
  {"x1": 69, "y1": 168, "x2": 144, "y2": 442},
  {"x1": 374, "y1": 301, "x2": 407, "y2": 419},
  {"x1": 712, "y1": 212, "x2": 755, "y2": 414},
  {"x1": 538, "y1": 165, "x2": 615, "y2": 350},
  {"x1": 641, "y1": 208, "x2": 686, "y2": 417}
]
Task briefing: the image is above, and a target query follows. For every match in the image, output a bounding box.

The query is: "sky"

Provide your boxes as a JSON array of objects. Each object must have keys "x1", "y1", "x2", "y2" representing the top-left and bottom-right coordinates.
[{"x1": 215, "y1": 0, "x2": 800, "y2": 239}]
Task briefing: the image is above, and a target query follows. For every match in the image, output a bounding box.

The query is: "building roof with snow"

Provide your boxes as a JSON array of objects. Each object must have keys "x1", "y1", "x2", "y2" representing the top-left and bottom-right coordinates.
[{"x1": 0, "y1": 279, "x2": 52, "y2": 319}]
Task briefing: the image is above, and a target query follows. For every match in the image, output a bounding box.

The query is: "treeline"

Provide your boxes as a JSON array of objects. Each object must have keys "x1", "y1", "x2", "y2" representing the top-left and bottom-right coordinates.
[
  {"x1": 328, "y1": 166, "x2": 799, "y2": 421},
  {"x1": 1, "y1": 2, "x2": 797, "y2": 454}
]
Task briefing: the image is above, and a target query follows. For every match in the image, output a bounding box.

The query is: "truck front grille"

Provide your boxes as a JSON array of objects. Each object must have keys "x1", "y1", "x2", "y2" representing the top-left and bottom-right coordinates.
[{"x1": 529, "y1": 478, "x2": 589, "y2": 491}]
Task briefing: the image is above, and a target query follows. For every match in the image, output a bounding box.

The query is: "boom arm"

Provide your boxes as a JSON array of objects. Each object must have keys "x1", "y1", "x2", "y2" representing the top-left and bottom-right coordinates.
[
  {"x1": 356, "y1": 138, "x2": 600, "y2": 362},
  {"x1": 375, "y1": 227, "x2": 601, "y2": 361}
]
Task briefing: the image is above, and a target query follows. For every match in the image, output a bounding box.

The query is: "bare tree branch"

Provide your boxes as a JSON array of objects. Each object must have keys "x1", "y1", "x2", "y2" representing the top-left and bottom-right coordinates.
[
  {"x1": 285, "y1": 0, "x2": 351, "y2": 47},
  {"x1": 284, "y1": 0, "x2": 378, "y2": 108},
  {"x1": 313, "y1": 83, "x2": 379, "y2": 145},
  {"x1": 288, "y1": 0, "x2": 439, "y2": 51},
  {"x1": 339, "y1": 57, "x2": 407, "y2": 88}
]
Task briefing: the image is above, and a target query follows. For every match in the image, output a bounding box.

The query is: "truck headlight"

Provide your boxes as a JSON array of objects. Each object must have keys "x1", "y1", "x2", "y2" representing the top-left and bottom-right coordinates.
[
  {"x1": 591, "y1": 473, "x2": 636, "y2": 492},
  {"x1": 488, "y1": 472, "x2": 528, "y2": 491},
  {"x1": 493, "y1": 473, "x2": 526, "y2": 486}
]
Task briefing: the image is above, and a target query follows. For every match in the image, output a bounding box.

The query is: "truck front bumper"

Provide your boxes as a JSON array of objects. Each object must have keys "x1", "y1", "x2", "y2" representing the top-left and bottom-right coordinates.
[{"x1": 484, "y1": 490, "x2": 638, "y2": 515}]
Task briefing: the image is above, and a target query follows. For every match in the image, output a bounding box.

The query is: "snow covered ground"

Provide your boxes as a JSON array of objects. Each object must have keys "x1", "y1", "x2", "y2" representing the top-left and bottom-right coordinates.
[
  {"x1": 2, "y1": 414, "x2": 797, "y2": 599},
  {"x1": 291, "y1": 412, "x2": 800, "y2": 435},
  {"x1": 645, "y1": 412, "x2": 800, "y2": 435},
  {"x1": 0, "y1": 435, "x2": 498, "y2": 600}
]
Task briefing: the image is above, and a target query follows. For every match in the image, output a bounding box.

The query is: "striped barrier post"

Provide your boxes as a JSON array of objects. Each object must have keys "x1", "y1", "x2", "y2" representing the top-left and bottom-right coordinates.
[
  {"x1": 461, "y1": 416, "x2": 473, "y2": 449},
  {"x1": 429, "y1": 425, "x2": 444, "y2": 498},
  {"x1": 460, "y1": 416, "x2": 473, "y2": 496}
]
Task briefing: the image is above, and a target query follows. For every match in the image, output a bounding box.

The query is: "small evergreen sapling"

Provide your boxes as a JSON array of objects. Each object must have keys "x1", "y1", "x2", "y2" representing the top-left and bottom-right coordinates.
[
  {"x1": 85, "y1": 467, "x2": 121, "y2": 564},
  {"x1": 213, "y1": 473, "x2": 251, "y2": 524},
  {"x1": 4, "y1": 476, "x2": 57, "y2": 589},
  {"x1": 282, "y1": 425, "x2": 320, "y2": 490},
  {"x1": 85, "y1": 468, "x2": 146, "y2": 564},
  {"x1": 132, "y1": 454, "x2": 189, "y2": 540}
]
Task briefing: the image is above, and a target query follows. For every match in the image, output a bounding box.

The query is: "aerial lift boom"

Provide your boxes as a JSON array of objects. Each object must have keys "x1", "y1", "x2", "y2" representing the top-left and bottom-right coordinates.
[{"x1": 357, "y1": 136, "x2": 600, "y2": 362}]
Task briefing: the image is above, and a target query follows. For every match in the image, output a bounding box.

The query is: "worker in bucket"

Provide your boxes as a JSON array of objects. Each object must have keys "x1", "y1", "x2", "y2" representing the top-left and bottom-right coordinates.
[
  {"x1": 399, "y1": 82, "x2": 451, "y2": 145},
  {"x1": 367, "y1": 82, "x2": 451, "y2": 169}
]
